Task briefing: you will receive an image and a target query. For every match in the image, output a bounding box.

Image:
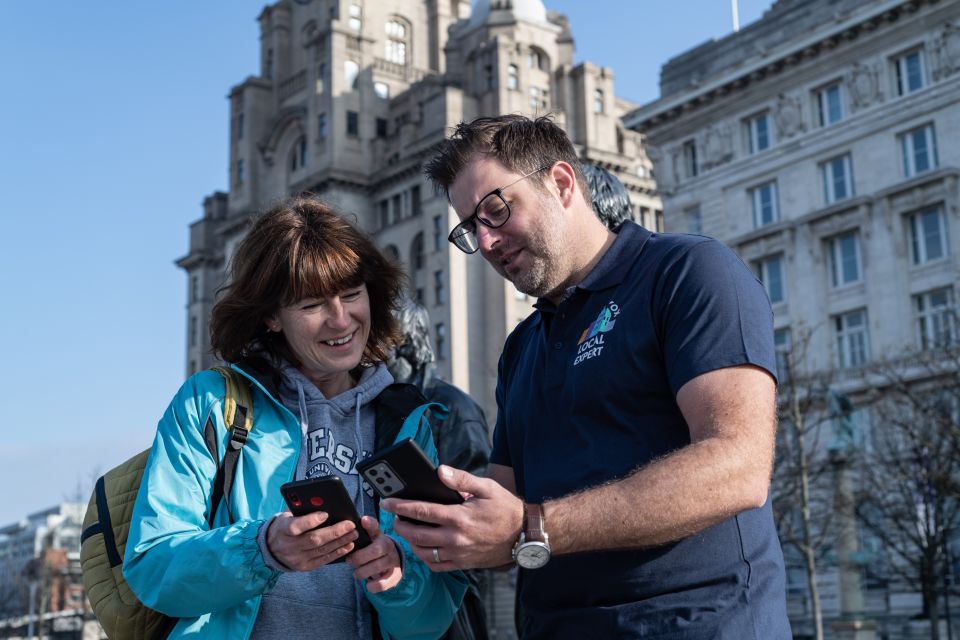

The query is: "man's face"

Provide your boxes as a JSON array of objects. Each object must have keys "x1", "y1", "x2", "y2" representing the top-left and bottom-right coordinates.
[{"x1": 449, "y1": 156, "x2": 570, "y2": 299}]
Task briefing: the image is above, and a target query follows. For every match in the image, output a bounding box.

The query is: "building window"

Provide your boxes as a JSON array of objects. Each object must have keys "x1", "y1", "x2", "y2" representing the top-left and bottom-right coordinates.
[
  {"x1": 754, "y1": 254, "x2": 786, "y2": 304},
  {"x1": 821, "y1": 154, "x2": 854, "y2": 204},
  {"x1": 746, "y1": 112, "x2": 771, "y2": 154},
  {"x1": 416, "y1": 288, "x2": 424, "y2": 304},
  {"x1": 433, "y1": 214, "x2": 444, "y2": 251},
  {"x1": 529, "y1": 87, "x2": 548, "y2": 110},
  {"x1": 236, "y1": 159, "x2": 245, "y2": 185},
  {"x1": 374, "y1": 81, "x2": 390, "y2": 100},
  {"x1": 593, "y1": 89, "x2": 604, "y2": 114},
  {"x1": 484, "y1": 64, "x2": 495, "y2": 90},
  {"x1": 507, "y1": 64, "x2": 518, "y2": 90},
  {"x1": 750, "y1": 181, "x2": 779, "y2": 227},
  {"x1": 916, "y1": 287, "x2": 956, "y2": 350},
  {"x1": 434, "y1": 269, "x2": 445, "y2": 305},
  {"x1": 237, "y1": 113, "x2": 245, "y2": 140},
  {"x1": 435, "y1": 323, "x2": 446, "y2": 359},
  {"x1": 682, "y1": 140, "x2": 698, "y2": 178},
  {"x1": 528, "y1": 48, "x2": 546, "y2": 70},
  {"x1": 835, "y1": 309, "x2": 870, "y2": 369},
  {"x1": 385, "y1": 20, "x2": 407, "y2": 65},
  {"x1": 685, "y1": 205, "x2": 702, "y2": 234},
  {"x1": 346, "y1": 111, "x2": 359, "y2": 137},
  {"x1": 376, "y1": 117, "x2": 388, "y2": 138},
  {"x1": 410, "y1": 185, "x2": 421, "y2": 217},
  {"x1": 317, "y1": 113, "x2": 327, "y2": 140},
  {"x1": 265, "y1": 48, "x2": 274, "y2": 79},
  {"x1": 344, "y1": 60, "x2": 360, "y2": 90},
  {"x1": 190, "y1": 275, "x2": 199, "y2": 303},
  {"x1": 654, "y1": 209, "x2": 664, "y2": 233},
  {"x1": 383, "y1": 244, "x2": 399, "y2": 260},
  {"x1": 774, "y1": 328, "x2": 792, "y2": 379},
  {"x1": 316, "y1": 61, "x2": 327, "y2": 93},
  {"x1": 908, "y1": 206, "x2": 948, "y2": 265},
  {"x1": 828, "y1": 231, "x2": 862, "y2": 287},
  {"x1": 348, "y1": 4, "x2": 362, "y2": 31},
  {"x1": 190, "y1": 316, "x2": 198, "y2": 347},
  {"x1": 290, "y1": 136, "x2": 308, "y2": 172},
  {"x1": 900, "y1": 124, "x2": 938, "y2": 177},
  {"x1": 190, "y1": 360, "x2": 197, "y2": 375},
  {"x1": 815, "y1": 82, "x2": 843, "y2": 127},
  {"x1": 893, "y1": 48, "x2": 926, "y2": 96},
  {"x1": 412, "y1": 233, "x2": 425, "y2": 270},
  {"x1": 391, "y1": 193, "x2": 402, "y2": 223},
  {"x1": 378, "y1": 200, "x2": 389, "y2": 229}
]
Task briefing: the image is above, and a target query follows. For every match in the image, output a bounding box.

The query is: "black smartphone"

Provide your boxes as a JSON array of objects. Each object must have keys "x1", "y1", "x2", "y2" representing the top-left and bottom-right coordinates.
[
  {"x1": 357, "y1": 438, "x2": 464, "y2": 508},
  {"x1": 279, "y1": 476, "x2": 372, "y2": 560}
]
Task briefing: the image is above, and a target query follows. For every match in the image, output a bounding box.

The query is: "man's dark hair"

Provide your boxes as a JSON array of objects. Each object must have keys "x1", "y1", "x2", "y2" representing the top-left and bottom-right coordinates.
[{"x1": 424, "y1": 114, "x2": 590, "y2": 202}]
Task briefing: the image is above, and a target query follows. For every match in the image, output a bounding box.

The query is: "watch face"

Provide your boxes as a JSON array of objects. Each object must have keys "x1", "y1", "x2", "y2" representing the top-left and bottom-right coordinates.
[{"x1": 516, "y1": 542, "x2": 550, "y2": 569}]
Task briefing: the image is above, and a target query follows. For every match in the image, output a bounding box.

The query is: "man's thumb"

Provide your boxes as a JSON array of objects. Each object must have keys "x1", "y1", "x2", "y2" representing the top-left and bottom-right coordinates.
[{"x1": 437, "y1": 465, "x2": 482, "y2": 494}]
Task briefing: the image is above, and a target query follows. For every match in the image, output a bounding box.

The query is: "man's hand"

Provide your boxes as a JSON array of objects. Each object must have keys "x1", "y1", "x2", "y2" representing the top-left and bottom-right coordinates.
[
  {"x1": 380, "y1": 465, "x2": 523, "y2": 571},
  {"x1": 346, "y1": 516, "x2": 403, "y2": 593},
  {"x1": 266, "y1": 511, "x2": 358, "y2": 571}
]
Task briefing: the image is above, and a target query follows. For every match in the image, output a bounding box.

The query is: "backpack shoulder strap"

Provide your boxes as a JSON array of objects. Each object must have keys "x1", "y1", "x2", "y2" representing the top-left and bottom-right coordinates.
[{"x1": 206, "y1": 366, "x2": 254, "y2": 526}]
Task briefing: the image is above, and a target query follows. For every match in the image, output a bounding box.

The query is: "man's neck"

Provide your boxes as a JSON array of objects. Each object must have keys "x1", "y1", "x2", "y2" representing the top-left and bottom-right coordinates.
[{"x1": 544, "y1": 221, "x2": 616, "y2": 305}]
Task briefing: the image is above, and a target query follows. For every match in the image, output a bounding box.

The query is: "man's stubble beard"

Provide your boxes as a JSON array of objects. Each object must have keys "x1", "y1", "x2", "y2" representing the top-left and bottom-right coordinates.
[{"x1": 507, "y1": 195, "x2": 569, "y2": 299}]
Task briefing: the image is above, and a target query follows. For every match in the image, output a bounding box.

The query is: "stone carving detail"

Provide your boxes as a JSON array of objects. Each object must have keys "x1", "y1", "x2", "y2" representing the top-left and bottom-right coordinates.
[
  {"x1": 848, "y1": 62, "x2": 882, "y2": 111},
  {"x1": 773, "y1": 93, "x2": 805, "y2": 139},
  {"x1": 701, "y1": 123, "x2": 733, "y2": 170},
  {"x1": 932, "y1": 22, "x2": 960, "y2": 81}
]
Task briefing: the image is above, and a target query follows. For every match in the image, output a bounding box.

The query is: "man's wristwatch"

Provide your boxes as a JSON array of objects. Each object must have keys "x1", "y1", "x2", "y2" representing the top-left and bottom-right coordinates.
[{"x1": 512, "y1": 503, "x2": 551, "y2": 569}]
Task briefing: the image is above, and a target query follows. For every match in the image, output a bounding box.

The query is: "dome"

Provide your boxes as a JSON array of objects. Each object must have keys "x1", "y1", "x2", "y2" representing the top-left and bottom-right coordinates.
[{"x1": 468, "y1": 0, "x2": 548, "y2": 27}]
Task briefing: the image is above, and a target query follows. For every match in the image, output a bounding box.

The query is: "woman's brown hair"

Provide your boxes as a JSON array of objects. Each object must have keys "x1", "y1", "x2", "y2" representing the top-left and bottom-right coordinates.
[{"x1": 210, "y1": 197, "x2": 406, "y2": 373}]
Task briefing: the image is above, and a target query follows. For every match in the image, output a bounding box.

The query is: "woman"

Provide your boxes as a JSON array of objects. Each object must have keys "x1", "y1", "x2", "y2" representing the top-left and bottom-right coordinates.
[{"x1": 124, "y1": 198, "x2": 467, "y2": 639}]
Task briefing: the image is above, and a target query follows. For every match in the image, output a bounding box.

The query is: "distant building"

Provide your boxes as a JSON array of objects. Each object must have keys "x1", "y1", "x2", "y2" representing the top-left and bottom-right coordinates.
[
  {"x1": 177, "y1": 0, "x2": 660, "y2": 428},
  {"x1": 0, "y1": 504, "x2": 86, "y2": 625},
  {"x1": 626, "y1": 0, "x2": 960, "y2": 637}
]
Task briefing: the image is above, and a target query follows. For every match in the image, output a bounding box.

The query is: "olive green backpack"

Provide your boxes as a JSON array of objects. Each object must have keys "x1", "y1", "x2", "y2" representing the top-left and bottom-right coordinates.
[{"x1": 79, "y1": 367, "x2": 254, "y2": 639}]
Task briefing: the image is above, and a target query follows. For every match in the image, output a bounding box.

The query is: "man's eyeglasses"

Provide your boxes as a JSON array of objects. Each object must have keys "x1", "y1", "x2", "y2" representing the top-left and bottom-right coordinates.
[{"x1": 447, "y1": 164, "x2": 554, "y2": 254}]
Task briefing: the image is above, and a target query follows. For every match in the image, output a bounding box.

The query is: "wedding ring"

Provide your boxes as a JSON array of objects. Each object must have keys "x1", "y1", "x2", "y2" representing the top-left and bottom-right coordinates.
[{"x1": 432, "y1": 547, "x2": 441, "y2": 563}]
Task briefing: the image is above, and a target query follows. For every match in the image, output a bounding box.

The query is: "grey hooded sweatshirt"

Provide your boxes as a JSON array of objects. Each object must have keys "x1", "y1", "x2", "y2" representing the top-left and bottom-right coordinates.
[{"x1": 250, "y1": 362, "x2": 394, "y2": 640}]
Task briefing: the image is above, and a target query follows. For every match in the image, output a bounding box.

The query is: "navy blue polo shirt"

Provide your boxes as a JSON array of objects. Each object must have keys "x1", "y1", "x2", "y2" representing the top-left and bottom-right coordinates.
[{"x1": 492, "y1": 222, "x2": 790, "y2": 639}]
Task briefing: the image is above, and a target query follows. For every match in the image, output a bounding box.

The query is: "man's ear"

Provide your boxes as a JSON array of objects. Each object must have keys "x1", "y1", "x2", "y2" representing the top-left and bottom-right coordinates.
[{"x1": 550, "y1": 162, "x2": 578, "y2": 208}]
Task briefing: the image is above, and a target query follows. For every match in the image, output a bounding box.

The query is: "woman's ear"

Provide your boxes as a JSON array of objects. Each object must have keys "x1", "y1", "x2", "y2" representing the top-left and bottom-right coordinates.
[{"x1": 265, "y1": 315, "x2": 281, "y2": 333}]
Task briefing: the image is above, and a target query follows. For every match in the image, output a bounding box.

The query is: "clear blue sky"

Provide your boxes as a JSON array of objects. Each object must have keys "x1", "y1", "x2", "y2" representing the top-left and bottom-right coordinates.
[{"x1": 0, "y1": 0, "x2": 772, "y2": 525}]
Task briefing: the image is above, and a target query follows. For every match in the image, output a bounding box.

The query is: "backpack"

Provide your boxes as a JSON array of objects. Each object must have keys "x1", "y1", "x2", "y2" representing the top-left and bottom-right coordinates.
[{"x1": 79, "y1": 366, "x2": 254, "y2": 640}]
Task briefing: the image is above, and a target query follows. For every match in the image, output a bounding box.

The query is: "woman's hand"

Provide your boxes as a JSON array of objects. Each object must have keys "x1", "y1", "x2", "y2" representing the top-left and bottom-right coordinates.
[
  {"x1": 266, "y1": 511, "x2": 359, "y2": 571},
  {"x1": 345, "y1": 516, "x2": 403, "y2": 593}
]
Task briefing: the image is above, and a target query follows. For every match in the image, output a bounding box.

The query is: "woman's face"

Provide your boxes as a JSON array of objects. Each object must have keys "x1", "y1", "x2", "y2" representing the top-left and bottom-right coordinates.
[{"x1": 268, "y1": 284, "x2": 372, "y2": 394}]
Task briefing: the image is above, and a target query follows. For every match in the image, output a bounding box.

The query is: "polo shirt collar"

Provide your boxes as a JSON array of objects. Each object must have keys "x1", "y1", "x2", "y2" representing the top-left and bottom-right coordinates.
[{"x1": 535, "y1": 221, "x2": 650, "y2": 312}]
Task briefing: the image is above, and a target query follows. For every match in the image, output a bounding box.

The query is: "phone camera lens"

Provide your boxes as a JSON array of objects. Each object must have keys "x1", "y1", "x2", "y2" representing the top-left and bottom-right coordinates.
[
  {"x1": 383, "y1": 485, "x2": 393, "y2": 493},
  {"x1": 369, "y1": 469, "x2": 378, "y2": 477},
  {"x1": 376, "y1": 477, "x2": 385, "y2": 484}
]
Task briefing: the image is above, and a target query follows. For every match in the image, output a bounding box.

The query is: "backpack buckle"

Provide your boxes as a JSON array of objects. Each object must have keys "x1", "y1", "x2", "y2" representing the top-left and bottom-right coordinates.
[{"x1": 229, "y1": 427, "x2": 248, "y2": 450}]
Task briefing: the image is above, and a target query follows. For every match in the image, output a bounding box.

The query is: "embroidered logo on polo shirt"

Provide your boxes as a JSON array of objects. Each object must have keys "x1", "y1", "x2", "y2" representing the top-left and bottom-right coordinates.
[{"x1": 573, "y1": 300, "x2": 620, "y2": 366}]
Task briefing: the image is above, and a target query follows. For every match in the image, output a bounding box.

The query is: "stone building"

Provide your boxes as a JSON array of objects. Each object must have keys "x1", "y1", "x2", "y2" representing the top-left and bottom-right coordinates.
[
  {"x1": 0, "y1": 504, "x2": 86, "y2": 622},
  {"x1": 626, "y1": 0, "x2": 960, "y2": 638},
  {"x1": 177, "y1": 0, "x2": 659, "y2": 429}
]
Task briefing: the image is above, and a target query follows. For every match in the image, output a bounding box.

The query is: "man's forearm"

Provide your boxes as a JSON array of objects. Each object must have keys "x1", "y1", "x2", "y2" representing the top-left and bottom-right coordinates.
[{"x1": 543, "y1": 435, "x2": 771, "y2": 555}]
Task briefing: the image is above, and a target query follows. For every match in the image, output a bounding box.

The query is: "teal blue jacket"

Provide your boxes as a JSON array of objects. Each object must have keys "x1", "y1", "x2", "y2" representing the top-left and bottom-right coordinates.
[{"x1": 124, "y1": 363, "x2": 467, "y2": 638}]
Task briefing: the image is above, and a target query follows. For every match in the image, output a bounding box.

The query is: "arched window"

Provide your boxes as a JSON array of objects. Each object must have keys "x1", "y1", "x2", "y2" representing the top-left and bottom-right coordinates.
[
  {"x1": 385, "y1": 19, "x2": 408, "y2": 65},
  {"x1": 411, "y1": 233, "x2": 425, "y2": 271},
  {"x1": 383, "y1": 244, "x2": 400, "y2": 261},
  {"x1": 344, "y1": 60, "x2": 360, "y2": 90},
  {"x1": 507, "y1": 64, "x2": 518, "y2": 90},
  {"x1": 290, "y1": 136, "x2": 308, "y2": 172},
  {"x1": 527, "y1": 47, "x2": 548, "y2": 71},
  {"x1": 593, "y1": 88, "x2": 604, "y2": 114}
]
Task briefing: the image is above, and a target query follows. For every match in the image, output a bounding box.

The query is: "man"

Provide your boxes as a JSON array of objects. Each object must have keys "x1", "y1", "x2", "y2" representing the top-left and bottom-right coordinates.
[
  {"x1": 382, "y1": 115, "x2": 791, "y2": 639},
  {"x1": 387, "y1": 297, "x2": 492, "y2": 640},
  {"x1": 388, "y1": 297, "x2": 491, "y2": 478}
]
